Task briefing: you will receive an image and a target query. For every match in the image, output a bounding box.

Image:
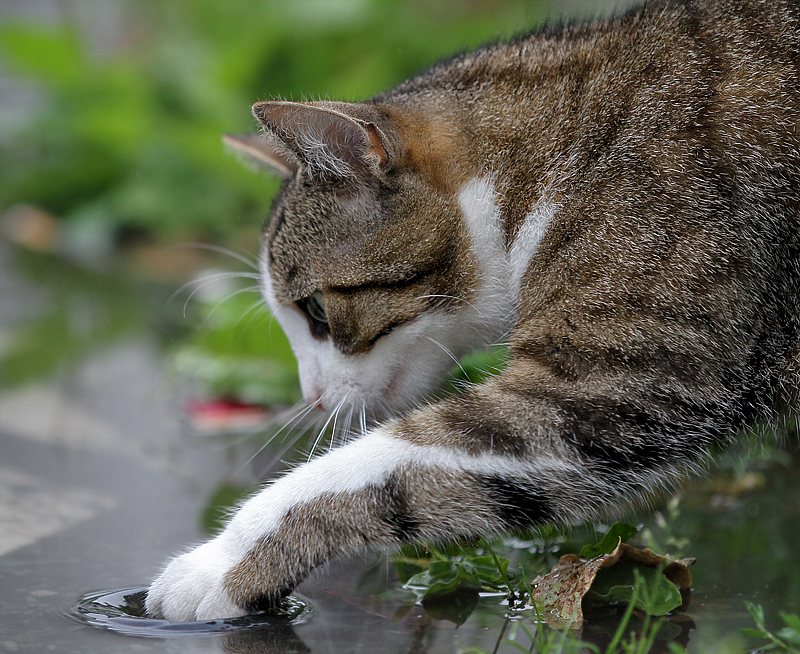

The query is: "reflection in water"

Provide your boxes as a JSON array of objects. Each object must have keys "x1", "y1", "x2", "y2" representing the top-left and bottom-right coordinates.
[
  {"x1": 66, "y1": 584, "x2": 699, "y2": 653},
  {"x1": 580, "y1": 611, "x2": 696, "y2": 653},
  {"x1": 67, "y1": 587, "x2": 313, "y2": 650},
  {"x1": 220, "y1": 627, "x2": 311, "y2": 654}
]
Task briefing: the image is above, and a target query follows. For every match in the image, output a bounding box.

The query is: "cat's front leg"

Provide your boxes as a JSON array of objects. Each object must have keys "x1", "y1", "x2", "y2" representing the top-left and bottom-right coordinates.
[
  {"x1": 147, "y1": 407, "x2": 578, "y2": 622},
  {"x1": 147, "y1": 362, "x2": 709, "y2": 621},
  {"x1": 146, "y1": 531, "x2": 249, "y2": 622},
  {"x1": 147, "y1": 427, "x2": 455, "y2": 621}
]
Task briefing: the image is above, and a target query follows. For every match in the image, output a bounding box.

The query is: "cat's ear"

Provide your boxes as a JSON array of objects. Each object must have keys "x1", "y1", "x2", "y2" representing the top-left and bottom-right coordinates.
[
  {"x1": 251, "y1": 101, "x2": 389, "y2": 178},
  {"x1": 223, "y1": 134, "x2": 298, "y2": 178}
]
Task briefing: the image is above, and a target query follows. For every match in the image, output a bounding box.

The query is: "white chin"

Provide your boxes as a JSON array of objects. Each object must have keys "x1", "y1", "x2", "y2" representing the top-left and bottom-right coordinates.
[{"x1": 315, "y1": 362, "x2": 428, "y2": 423}]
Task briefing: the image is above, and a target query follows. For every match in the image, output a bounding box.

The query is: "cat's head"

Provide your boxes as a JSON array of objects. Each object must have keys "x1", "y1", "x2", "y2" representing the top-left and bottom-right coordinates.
[{"x1": 227, "y1": 101, "x2": 513, "y2": 422}]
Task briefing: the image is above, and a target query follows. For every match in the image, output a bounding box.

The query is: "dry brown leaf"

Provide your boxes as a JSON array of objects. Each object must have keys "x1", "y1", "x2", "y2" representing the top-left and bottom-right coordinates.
[{"x1": 529, "y1": 539, "x2": 695, "y2": 629}]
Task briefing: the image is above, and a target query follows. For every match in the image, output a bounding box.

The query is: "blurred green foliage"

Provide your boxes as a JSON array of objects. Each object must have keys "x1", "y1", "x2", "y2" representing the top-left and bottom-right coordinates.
[
  {"x1": 743, "y1": 602, "x2": 800, "y2": 653},
  {"x1": 173, "y1": 290, "x2": 301, "y2": 405},
  {"x1": 0, "y1": 247, "x2": 150, "y2": 386},
  {"x1": 0, "y1": 245, "x2": 197, "y2": 387},
  {"x1": 0, "y1": 0, "x2": 546, "y2": 242}
]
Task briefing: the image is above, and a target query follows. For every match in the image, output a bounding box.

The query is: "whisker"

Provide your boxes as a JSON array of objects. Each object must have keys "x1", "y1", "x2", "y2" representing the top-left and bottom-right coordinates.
[
  {"x1": 274, "y1": 401, "x2": 325, "y2": 443},
  {"x1": 234, "y1": 299, "x2": 270, "y2": 332},
  {"x1": 329, "y1": 401, "x2": 345, "y2": 451},
  {"x1": 359, "y1": 404, "x2": 368, "y2": 436},
  {"x1": 175, "y1": 242, "x2": 260, "y2": 271},
  {"x1": 236, "y1": 401, "x2": 316, "y2": 475},
  {"x1": 258, "y1": 412, "x2": 327, "y2": 476},
  {"x1": 193, "y1": 285, "x2": 261, "y2": 327},
  {"x1": 169, "y1": 272, "x2": 261, "y2": 310},
  {"x1": 340, "y1": 403, "x2": 355, "y2": 447},
  {"x1": 250, "y1": 401, "x2": 343, "y2": 479},
  {"x1": 308, "y1": 392, "x2": 351, "y2": 461},
  {"x1": 167, "y1": 273, "x2": 260, "y2": 318},
  {"x1": 309, "y1": 397, "x2": 344, "y2": 459},
  {"x1": 425, "y1": 335, "x2": 468, "y2": 377},
  {"x1": 308, "y1": 415, "x2": 334, "y2": 461},
  {"x1": 350, "y1": 403, "x2": 359, "y2": 441}
]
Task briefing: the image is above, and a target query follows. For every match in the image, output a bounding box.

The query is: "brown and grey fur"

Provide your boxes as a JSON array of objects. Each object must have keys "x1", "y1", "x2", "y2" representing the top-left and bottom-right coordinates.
[{"x1": 147, "y1": 0, "x2": 800, "y2": 621}]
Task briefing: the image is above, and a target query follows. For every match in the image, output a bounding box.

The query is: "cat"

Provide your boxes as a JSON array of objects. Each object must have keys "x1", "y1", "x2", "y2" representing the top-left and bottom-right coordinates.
[{"x1": 146, "y1": 0, "x2": 800, "y2": 622}]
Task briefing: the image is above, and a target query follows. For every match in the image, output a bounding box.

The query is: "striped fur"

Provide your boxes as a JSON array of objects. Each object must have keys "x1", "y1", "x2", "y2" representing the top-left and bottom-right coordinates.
[{"x1": 147, "y1": 0, "x2": 800, "y2": 621}]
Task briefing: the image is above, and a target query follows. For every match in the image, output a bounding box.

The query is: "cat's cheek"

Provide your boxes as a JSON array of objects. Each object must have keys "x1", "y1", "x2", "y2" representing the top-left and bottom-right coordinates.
[{"x1": 146, "y1": 536, "x2": 247, "y2": 622}]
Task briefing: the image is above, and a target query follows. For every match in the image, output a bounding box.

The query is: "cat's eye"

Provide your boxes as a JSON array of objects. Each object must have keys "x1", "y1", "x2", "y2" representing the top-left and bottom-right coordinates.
[
  {"x1": 305, "y1": 292, "x2": 328, "y2": 324},
  {"x1": 298, "y1": 291, "x2": 330, "y2": 340}
]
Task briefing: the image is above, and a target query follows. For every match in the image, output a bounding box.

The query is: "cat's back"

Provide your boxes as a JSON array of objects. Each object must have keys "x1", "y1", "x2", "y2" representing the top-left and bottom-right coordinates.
[
  {"x1": 371, "y1": 0, "x2": 799, "y2": 418},
  {"x1": 380, "y1": 0, "x2": 800, "y2": 158},
  {"x1": 387, "y1": 0, "x2": 800, "y2": 97}
]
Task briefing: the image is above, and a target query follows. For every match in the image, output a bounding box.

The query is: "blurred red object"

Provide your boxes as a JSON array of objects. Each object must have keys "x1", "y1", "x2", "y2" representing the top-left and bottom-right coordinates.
[{"x1": 186, "y1": 399, "x2": 269, "y2": 433}]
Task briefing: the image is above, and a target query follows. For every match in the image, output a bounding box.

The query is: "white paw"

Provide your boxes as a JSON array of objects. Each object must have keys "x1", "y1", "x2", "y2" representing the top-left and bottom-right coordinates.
[{"x1": 146, "y1": 537, "x2": 247, "y2": 622}]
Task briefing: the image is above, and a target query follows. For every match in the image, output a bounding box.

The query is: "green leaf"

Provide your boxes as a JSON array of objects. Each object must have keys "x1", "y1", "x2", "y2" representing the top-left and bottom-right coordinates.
[
  {"x1": 779, "y1": 611, "x2": 800, "y2": 637},
  {"x1": 579, "y1": 522, "x2": 638, "y2": 559},
  {"x1": 585, "y1": 562, "x2": 682, "y2": 616},
  {"x1": 404, "y1": 560, "x2": 482, "y2": 600},
  {"x1": 746, "y1": 602, "x2": 768, "y2": 630},
  {"x1": 776, "y1": 627, "x2": 800, "y2": 647}
]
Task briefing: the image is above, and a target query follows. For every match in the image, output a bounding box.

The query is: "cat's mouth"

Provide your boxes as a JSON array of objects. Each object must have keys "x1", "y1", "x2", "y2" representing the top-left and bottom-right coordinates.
[
  {"x1": 348, "y1": 364, "x2": 407, "y2": 424},
  {"x1": 321, "y1": 363, "x2": 409, "y2": 424}
]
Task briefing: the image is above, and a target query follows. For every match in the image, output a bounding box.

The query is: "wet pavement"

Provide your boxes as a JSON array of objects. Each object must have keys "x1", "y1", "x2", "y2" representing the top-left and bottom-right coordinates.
[{"x1": 1, "y1": 240, "x2": 800, "y2": 654}]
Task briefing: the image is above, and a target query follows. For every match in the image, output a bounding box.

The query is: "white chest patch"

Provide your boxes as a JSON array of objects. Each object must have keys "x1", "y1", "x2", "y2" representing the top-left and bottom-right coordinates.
[
  {"x1": 457, "y1": 176, "x2": 555, "y2": 320},
  {"x1": 508, "y1": 198, "x2": 556, "y2": 301}
]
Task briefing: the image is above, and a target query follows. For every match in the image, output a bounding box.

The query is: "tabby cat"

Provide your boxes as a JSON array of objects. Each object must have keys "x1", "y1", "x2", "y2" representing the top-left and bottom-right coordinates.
[{"x1": 146, "y1": 0, "x2": 800, "y2": 621}]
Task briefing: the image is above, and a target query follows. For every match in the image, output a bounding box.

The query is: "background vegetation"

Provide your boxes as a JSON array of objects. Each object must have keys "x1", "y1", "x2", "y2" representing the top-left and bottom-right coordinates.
[{"x1": 0, "y1": 0, "x2": 549, "y2": 245}]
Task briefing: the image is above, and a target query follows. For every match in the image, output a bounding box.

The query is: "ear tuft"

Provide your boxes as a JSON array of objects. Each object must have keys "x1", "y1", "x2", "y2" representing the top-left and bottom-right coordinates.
[
  {"x1": 223, "y1": 134, "x2": 297, "y2": 178},
  {"x1": 252, "y1": 101, "x2": 388, "y2": 178}
]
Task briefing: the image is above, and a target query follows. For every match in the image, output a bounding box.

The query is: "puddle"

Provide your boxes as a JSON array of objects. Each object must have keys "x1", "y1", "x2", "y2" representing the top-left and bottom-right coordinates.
[{"x1": 65, "y1": 587, "x2": 314, "y2": 637}]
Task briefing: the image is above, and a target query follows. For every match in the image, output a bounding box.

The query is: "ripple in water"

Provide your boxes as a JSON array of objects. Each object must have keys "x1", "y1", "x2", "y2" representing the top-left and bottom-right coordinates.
[{"x1": 65, "y1": 587, "x2": 314, "y2": 638}]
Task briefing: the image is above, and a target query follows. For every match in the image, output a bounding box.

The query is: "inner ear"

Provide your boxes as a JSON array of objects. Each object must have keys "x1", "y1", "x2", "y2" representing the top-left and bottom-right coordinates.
[{"x1": 252, "y1": 101, "x2": 388, "y2": 177}]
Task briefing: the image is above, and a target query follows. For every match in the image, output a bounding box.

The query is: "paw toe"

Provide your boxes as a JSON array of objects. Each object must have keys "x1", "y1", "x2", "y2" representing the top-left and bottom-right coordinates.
[{"x1": 146, "y1": 540, "x2": 245, "y2": 622}]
